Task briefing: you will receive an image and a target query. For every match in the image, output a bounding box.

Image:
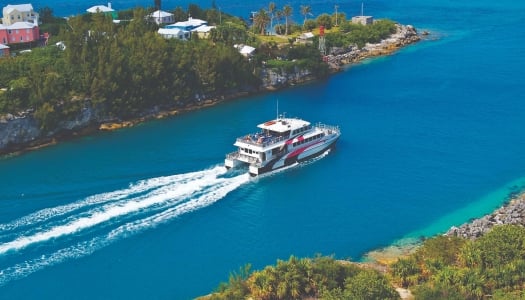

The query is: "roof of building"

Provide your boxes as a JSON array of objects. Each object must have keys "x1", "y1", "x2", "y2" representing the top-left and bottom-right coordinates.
[
  {"x1": 3, "y1": 4, "x2": 34, "y2": 14},
  {"x1": 0, "y1": 44, "x2": 10, "y2": 49},
  {"x1": 87, "y1": 5, "x2": 114, "y2": 13},
  {"x1": 0, "y1": 21, "x2": 38, "y2": 30},
  {"x1": 169, "y1": 17, "x2": 207, "y2": 29},
  {"x1": 149, "y1": 10, "x2": 173, "y2": 18},
  {"x1": 234, "y1": 44, "x2": 256, "y2": 56},
  {"x1": 299, "y1": 32, "x2": 314, "y2": 39},
  {"x1": 192, "y1": 25, "x2": 215, "y2": 33},
  {"x1": 158, "y1": 27, "x2": 185, "y2": 35}
]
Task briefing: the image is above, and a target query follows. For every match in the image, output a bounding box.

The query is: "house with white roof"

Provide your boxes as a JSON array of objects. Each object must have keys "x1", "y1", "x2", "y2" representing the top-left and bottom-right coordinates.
[
  {"x1": 148, "y1": 10, "x2": 174, "y2": 25},
  {"x1": 159, "y1": 17, "x2": 208, "y2": 40},
  {"x1": 166, "y1": 17, "x2": 207, "y2": 31},
  {"x1": 2, "y1": 4, "x2": 38, "y2": 26},
  {"x1": 0, "y1": 21, "x2": 39, "y2": 45},
  {"x1": 234, "y1": 44, "x2": 256, "y2": 57},
  {"x1": 192, "y1": 25, "x2": 215, "y2": 39},
  {"x1": 158, "y1": 27, "x2": 190, "y2": 40},
  {"x1": 86, "y1": 2, "x2": 117, "y2": 19}
]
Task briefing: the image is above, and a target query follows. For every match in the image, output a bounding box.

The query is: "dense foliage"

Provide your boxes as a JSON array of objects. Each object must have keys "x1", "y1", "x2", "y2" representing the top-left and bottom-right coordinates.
[
  {"x1": 207, "y1": 255, "x2": 399, "y2": 300},
  {"x1": 390, "y1": 225, "x2": 525, "y2": 299},
  {"x1": 0, "y1": 8, "x2": 258, "y2": 128},
  {"x1": 0, "y1": 3, "x2": 401, "y2": 133},
  {"x1": 325, "y1": 19, "x2": 397, "y2": 49}
]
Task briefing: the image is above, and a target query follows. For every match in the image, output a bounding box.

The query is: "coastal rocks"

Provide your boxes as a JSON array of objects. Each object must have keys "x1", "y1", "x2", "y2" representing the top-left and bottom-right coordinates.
[
  {"x1": 445, "y1": 193, "x2": 525, "y2": 239},
  {"x1": 260, "y1": 67, "x2": 315, "y2": 88},
  {"x1": 325, "y1": 24, "x2": 420, "y2": 67},
  {"x1": 0, "y1": 112, "x2": 41, "y2": 152}
]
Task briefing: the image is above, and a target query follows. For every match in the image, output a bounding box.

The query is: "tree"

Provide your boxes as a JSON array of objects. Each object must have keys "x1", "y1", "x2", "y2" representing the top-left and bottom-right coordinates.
[
  {"x1": 316, "y1": 13, "x2": 333, "y2": 30},
  {"x1": 282, "y1": 5, "x2": 292, "y2": 35},
  {"x1": 268, "y1": 2, "x2": 276, "y2": 34},
  {"x1": 345, "y1": 269, "x2": 400, "y2": 299},
  {"x1": 391, "y1": 257, "x2": 419, "y2": 288},
  {"x1": 300, "y1": 5, "x2": 312, "y2": 30},
  {"x1": 252, "y1": 9, "x2": 270, "y2": 35}
]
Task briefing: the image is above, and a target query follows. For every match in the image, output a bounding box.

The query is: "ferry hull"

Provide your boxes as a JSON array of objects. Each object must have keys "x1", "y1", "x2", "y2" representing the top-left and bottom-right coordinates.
[{"x1": 248, "y1": 137, "x2": 338, "y2": 176}]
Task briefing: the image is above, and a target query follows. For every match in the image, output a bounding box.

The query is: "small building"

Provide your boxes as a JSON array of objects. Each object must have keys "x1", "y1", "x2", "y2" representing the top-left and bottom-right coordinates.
[
  {"x1": 86, "y1": 2, "x2": 117, "y2": 19},
  {"x1": 192, "y1": 25, "x2": 215, "y2": 39},
  {"x1": 148, "y1": 10, "x2": 174, "y2": 25},
  {"x1": 234, "y1": 44, "x2": 256, "y2": 57},
  {"x1": 2, "y1": 4, "x2": 38, "y2": 26},
  {"x1": 158, "y1": 27, "x2": 190, "y2": 40},
  {"x1": 0, "y1": 43, "x2": 10, "y2": 57},
  {"x1": 296, "y1": 32, "x2": 314, "y2": 44},
  {"x1": 351, "y1": 16, "x2": 373, "y2": 25}
]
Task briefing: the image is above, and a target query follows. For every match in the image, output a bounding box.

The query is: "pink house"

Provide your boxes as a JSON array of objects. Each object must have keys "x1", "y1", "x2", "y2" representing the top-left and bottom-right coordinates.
[{"x1": 0, "y1": 22, "x2": 39, "y2": 44}]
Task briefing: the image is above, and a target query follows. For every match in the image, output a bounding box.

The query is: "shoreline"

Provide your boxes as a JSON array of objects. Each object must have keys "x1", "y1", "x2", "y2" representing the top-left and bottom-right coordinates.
[
  {"x1": 0, "y1": 23, "x2": 423, "y2": 158},
  {"x1": 363, "y1": 187, "x2": 525, "y2": 267}
]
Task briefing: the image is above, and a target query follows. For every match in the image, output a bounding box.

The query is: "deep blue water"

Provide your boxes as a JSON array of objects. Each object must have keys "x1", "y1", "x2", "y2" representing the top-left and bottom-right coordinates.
[{"x1": 1, "y1": 0, "x2": 525, "y2": 299}]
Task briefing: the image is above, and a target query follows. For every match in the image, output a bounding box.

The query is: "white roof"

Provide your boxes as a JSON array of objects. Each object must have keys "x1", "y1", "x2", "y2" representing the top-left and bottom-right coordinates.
[
  {"x1": 87, "y1": 5, "x2": 114, "y2": 13},
  {"x1": 299, "y1": 32, "x2": 314, "y2": 39},
  {"x1": 258, "y1": 118, "x2": 310, "y2": 132},
  {"x1": 0, "y1": 44, "x2": 9, "y2": 49},
  {"x1": 4, "y1": 4, "x2": 34, "y2": 14},
  {"x1": 172, "y1": 17, "x2": 207, "y2": 28},
  {"x1": 158, "y1": 27, "x2": 185, "y2": 35},
  {"x1": 0, "y1": 21, "x2": 37, "y2": 30},
  {"x1": 192, "y1": 25, "x2": 215, "y2": 33},
  {"x1": 150, "y1": 10, "x2": 173, "y2": 18}
]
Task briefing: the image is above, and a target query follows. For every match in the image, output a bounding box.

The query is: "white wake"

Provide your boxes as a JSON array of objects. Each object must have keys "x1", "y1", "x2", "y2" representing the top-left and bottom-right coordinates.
[{"x1": 0, "y1": 166, "x2": 250, "y2": 286}]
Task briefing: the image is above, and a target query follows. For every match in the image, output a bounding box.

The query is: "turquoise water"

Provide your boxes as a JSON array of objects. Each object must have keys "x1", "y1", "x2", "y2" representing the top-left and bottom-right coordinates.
[{"x1": 2, "y1": 0, "x2": 525, "y2": 299}]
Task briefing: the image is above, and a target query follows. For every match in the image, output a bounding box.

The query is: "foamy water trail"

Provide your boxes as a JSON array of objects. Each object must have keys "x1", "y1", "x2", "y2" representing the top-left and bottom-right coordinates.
[
  {"x1": 0, "y1": 166, "x2": 226, "y2": 232},
  {"x1": 0, "y1": 172, "x2": 250, "y2": 287},
  {"x1": 0, "y1": 166, "x2": 230, "y2": 255}
]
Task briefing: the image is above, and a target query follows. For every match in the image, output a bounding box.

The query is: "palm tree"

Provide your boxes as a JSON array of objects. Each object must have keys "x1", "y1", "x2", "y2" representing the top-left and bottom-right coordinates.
[
  {"x1": 253, "y1": 9, "x2": 270, "y2": 35},
  {"x1": 282, "y1": 4, "x2": 292, "y2": 35},
  {"x1": 275, "y1": 9, "x2": 283, "y2": 34},
  {"x1": 268, "y1": 2, "x2": 276, "y2": 34},
  {"x1": 300, "y1": 5, "x2": 312, "y2": 30}
]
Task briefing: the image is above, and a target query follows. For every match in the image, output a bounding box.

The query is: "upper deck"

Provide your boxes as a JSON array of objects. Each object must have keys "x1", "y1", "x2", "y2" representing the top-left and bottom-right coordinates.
[{"x1": 234, "y1": 117, "x2": 339, "y2": 149}]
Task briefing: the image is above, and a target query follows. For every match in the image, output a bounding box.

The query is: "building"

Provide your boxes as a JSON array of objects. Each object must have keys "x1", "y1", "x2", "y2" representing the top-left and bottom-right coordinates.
[
  {"x1": 2, "y1": 4, "x2": 38, "y2": 26},
  {"x1": 0, "y1": 44, "x2": 10, "y2": 57},
  {"x1": 0, "y1": 21, "x2": 39, "y2": 45},
  {"x1": 351, "y1": 16, "x2": 373, "y2": 25},
  {"x1": 166, "y1": 17, "x2": 207, "y2": 31},
  {"x1": 296, "y1": 32, "x2": 314, "y2": 44},
  {"x1": 159, "y1": 17, "x2": 208, "y2": 40},
  {"x1": 86, "y1": 2, "x2": 117, "y2": 19},
  {"x1": 148, "y1": 10, "x2": 174, "y2": 25},
  {"x1": 158, "y1": 27, "x2": 189, "y2": 40},
  {"x1": 192, "y1": 25, "x2": 215, "y2": 39},
  {"x1": 234, "y1": 44, "x2": 255, "y2": 57}
]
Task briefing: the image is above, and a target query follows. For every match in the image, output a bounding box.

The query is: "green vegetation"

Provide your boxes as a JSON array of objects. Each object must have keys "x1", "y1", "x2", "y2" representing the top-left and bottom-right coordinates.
[
  {"x1": 327, "y1": 19, "x2": 397, "y2": 49},
  {"x1": 206, "y1": 255, "x2": 399, "y2": 300},
  {"x1": 390, "y1": 225, "x2": 525, "y2": 299},
  {"x1": 0, "y1": 3, "x2": 402, "y2": 134},
  {"x1": 207, "y1": 225, "x2": 525, "y2": 300}
]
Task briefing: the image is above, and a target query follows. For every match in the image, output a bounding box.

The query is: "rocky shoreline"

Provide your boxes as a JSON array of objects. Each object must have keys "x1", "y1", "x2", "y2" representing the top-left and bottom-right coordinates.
[
  {"x1": 0, "y1": 23, "x2": 422, "y2": 157},
  {"x1": 445, "y1": 191, "x2": 525, "y2": 239}
]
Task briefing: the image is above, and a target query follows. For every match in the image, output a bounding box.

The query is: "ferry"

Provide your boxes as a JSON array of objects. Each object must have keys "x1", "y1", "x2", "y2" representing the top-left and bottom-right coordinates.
[{"x1": 225, "y1": 114, "x2": 340, "y2": 176}]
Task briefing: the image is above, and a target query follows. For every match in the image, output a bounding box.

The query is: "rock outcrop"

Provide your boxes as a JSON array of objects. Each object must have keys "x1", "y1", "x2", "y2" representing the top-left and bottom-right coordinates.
[
  {"x1": 326, "y1": 24, "x2": 420, "y2": 67},
  {"x1": 446, "y1": 193, "x2": 525, "y2": 239}
]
